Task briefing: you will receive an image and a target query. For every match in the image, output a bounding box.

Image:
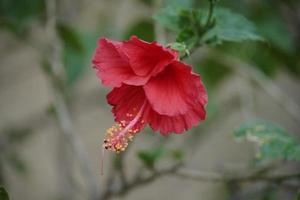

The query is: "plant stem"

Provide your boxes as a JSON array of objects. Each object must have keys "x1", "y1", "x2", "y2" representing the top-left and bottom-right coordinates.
[
  {"x1": 206, "y1": 0, "x2": 215, "y2": 28},
  {"x1": 45, "y1": 0, "x2": 99, "y2": 199},
  {"x1": 175, "y1": 168, "x2": 300, "y2": 183}
]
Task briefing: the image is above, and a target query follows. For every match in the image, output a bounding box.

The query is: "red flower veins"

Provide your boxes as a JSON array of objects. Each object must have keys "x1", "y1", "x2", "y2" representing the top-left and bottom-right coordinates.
[{"x1": 92, "y1": 36, "x2": 208, "y2": 153}]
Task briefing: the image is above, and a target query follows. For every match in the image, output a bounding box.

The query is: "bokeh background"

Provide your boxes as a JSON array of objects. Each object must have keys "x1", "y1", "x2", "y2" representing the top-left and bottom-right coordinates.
[{"x1": 0, "y1": 0, "x2": 299, "y2": 200}]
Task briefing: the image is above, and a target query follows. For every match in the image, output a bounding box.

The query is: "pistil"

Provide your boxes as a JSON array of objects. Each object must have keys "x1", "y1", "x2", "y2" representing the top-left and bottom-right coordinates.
[{"x1": 103, "y1": 101, "x2": 146, "y2": 153}]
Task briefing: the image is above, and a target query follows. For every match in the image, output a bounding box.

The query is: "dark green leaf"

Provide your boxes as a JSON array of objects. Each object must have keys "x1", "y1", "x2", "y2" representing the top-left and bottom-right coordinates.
[
  {"x1": 57, "y1": 23, "x2": 89, "y2": 86},
  {"x1": 124, "y1": 20, "x2": 154, "y2": 42},
  {"x1": 57, "y1": 23, "x2": 85, "y2": 53},
  {"x1": 137, "y1": 147, "x2": 165, "y2": 168},
  {"x1": 195, "y1": 58, "x2": 232, "y2": 89},
  {"x1": 202, "y1": 8, "x2": 264, "y2": 44},
  {"x1": 62, "y1": 32, "x2": 96, "y2": 86},
  {"x1": 63, "y1": 48, "x2": 85, "y2": 85},
  {"x1": 217, "y1": 42, "x2": 280, "y2": 77},
  {"x1": 176, "y1": 28, "x2": 199, "y2": 49},
  {"x1": 0, "y1": 187, "x2": 9, "y2": 200},
  {"x1": 234, "y1": 119, "x2": 300, "y2": 161},
  {"x1": 137, "y1": 0, "x2": 153, "y2": 6}
]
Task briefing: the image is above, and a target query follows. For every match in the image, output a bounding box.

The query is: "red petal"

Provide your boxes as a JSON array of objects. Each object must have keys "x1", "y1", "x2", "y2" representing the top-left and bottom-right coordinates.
[
  {"x1": 92, "y1": 38, "x2": 148, "y2": 87},
  {"x1": 107, "y1": 84, "x2": 147, "y2": 131},
  {"x1": 142, "y1": 100, "x2": 206, "y2": 135},
  {"x1": 122, "y1": 36, "x2": 177, "y2": 77},
  {"x1": 143, "y1": 61, "x2": 208, "y2": 116}
]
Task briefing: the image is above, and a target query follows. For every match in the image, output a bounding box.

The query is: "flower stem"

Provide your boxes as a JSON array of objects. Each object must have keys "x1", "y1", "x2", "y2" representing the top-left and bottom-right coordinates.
[{"x1": 205, "y1": 0, "x2": 215, "y2": 28}]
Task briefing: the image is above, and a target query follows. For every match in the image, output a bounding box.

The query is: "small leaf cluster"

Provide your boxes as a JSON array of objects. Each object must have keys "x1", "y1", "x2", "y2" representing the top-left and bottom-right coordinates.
[
  {"x1": 154, "y1": 4, "x2": 263, "y2": 53},
  {"x1": 234, "y1": 119, "x2": 300, "y2": 162}
]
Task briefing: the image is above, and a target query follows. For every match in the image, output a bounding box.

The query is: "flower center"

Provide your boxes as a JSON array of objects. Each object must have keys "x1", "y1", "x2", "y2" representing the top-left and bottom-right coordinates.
[{"x1": 103, "y1": 101, "x2": 146, "y2": 153}]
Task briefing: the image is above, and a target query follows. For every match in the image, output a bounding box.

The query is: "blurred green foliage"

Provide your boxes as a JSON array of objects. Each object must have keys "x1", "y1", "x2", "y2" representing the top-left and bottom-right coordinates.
[
  {"x1": 195, "y1": 58, "x2": 231, "y2": 89},
  {"x1": 56, "y1": 22, "x2": 90, "y2": 86},
  {"x1": 0, "y1": 0, "x2": 91, "y2": 87},
  {"x1": 57, "y1": 23, "x2": 85, "y2": 53},
  {"x1": 219, "y1": 0, "x2": 300, "y2": 76},
  {"x1": 0, "y1": 0, "x2": 45, "y2": 36},
  {"x1": 154, "y1": 6, "x2": 263, "y2": 49},
  {"x1": 137, "y1": 147, "x2": 165, "y2": 169},
  {"x1": 0, "y1": 127, "x2": 32, "y2": 175},
  {"x1": 169, "y1": 149, "x2": 184, "y2": 162},
  {"x1": 201, "y1": 8, "x2": 264, "y2": 44},
  {"x1": 5, "y1": 152, "x2": 27, "y2": 174},
  {"x1": 123, "y1": 20, "x2": 155, "y2": 42},
  {"x1": 137, "y1": 146, "x2": 184, "y2": 169},
  {"x1": 138, "y1": 0, "x2": 153, "y2": 7},
  {"x1": 154, "y1": 0, "x2": 300, "y2": 81},
  {"x1": 234, "y1": 119, "x2": 300, "y2": 162},
  {"x1": 0, "y1": 187, "x2": 9, "y2": 200}
]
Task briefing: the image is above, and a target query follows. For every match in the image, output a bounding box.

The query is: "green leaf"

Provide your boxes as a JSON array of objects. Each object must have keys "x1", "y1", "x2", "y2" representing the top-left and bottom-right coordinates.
[
  {"x1": 137, "y1": 147, "x2": 165, "y2": 168},
  {"x1": 176, "y1": 28, "x2": 198, "y2": 49},
  {"x1": 195, "y1": 58, "x2": 232, "y2": 89},
  {"x1": 234, "y1": 119, "x2": 300, "y2": 162},
  {"x1": 169, "y1": 42, "x2": 190, "y2": 58},
  {"x1": 257, "y1": 15, "x2": 294, "y2": 54},
  {"x1": 138, "y1": 0, "x2": 153, "y2": 6},
  {"x1": 63, "y1": 47, "x2": 86, "y2": 85},
  {"x1": 154, "y1": 7, "x2": 201, "y2": 33},
  {"x1": 0, "y1": 187, "x2": 9, "y2": 200},
  {"x1": 153, "y1": 6, "x2": 182, "y2": 32},
  {"x1": 123, "y1": 20, "x2": 154, "y2": 42},
  {"x1": 56, "y1": 23, "x2": 91, "y2": 86},
  {"x1": 202, "y1": 8, "x2": 264, "y2": 44},
  {"x1": 57, "y1": 23, "x2": 85, "y2": 53},
  {"x1": 154, "y1": 6, "x2": 263, "y2": 50},
  {"x1": 163, "y1": 0, "x2": 194, "y2": 9}
]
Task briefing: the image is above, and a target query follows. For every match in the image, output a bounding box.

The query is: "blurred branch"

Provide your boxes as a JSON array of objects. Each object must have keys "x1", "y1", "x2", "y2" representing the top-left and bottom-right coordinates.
[
  {"x1": 118, "y1": 153, "x2": 128, "y2": 187},
  {"x1": 277, "y1": 0, "x2": 300, "y2": 48},
  {"x1": 175, "y1": 168, "x2": 300, "y2": 183},
  {"x1": 100, "y1": 163, "x2": 182, "y2": 200},
  {"x1": 235, "y1": 76, "x2": 255, "y2": 120},
  {"x1": 100, "y1": 161, "x2": 299, "y2": 200},
  {"x1": 45, "y1": 0, "x2": 99, "y2": 199}
]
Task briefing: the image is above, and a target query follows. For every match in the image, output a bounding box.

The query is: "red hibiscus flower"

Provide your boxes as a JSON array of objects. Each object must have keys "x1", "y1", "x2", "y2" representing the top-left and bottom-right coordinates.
[{"x1": 92, "y1": 36, "x2": 207, "y2": 153}]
